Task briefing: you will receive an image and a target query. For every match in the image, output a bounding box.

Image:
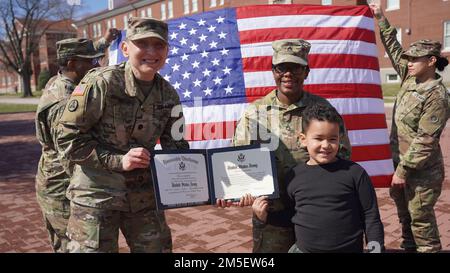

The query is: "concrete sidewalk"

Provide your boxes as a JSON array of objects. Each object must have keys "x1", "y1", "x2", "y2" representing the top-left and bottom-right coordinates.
[
  {"x1": 0, "y1": 97, "x2": 40, "y2": 105},
  {"x1": 0, "y1": 111, "x2": 449, "y2": 253}
]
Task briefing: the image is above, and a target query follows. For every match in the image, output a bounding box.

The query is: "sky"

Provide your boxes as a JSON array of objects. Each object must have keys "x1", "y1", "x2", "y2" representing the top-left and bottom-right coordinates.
[{"x1": 73, "y1": 0, "x2": 108, "y2": 19}]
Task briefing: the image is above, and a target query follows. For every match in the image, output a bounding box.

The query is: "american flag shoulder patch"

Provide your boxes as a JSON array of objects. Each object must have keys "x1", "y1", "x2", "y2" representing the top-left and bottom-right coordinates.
[{"x1": 72, "y1": 84, "x2": 87, "y2": 96}]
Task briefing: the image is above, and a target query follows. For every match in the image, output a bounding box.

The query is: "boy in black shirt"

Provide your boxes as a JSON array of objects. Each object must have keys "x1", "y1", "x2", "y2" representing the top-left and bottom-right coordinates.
[{"x1": 252, "y1": 104, "x2": 385, "y2": 253}]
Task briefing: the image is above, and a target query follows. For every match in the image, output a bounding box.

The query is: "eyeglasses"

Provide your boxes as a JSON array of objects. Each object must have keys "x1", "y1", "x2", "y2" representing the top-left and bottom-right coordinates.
[{"x1": 272, "y1": 63, "x2": 306, "y2": 74}]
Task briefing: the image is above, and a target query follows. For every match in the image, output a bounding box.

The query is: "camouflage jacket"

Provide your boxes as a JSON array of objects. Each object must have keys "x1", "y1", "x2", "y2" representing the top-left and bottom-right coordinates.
[
  {"x1": 34, "y1": 38, "x2": 113, "y2": 201},
  {"x1": 379, "y1": 19, "x2": 449, "y2": 179},
  {"x1": 57, "y1": 61, "x2": 189, "y2": 212},
  {"x1": 232, "y1": 89, "x2": 351, "y2": 213},
  {"x1": 35, "y1": 72, "x2": 76, "y2": 200}
]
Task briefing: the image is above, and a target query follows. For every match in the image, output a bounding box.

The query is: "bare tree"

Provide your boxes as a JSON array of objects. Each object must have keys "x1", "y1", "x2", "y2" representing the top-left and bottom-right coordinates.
[{"x1": 0, "y1": 0, "x2": 77, "y2": 97}]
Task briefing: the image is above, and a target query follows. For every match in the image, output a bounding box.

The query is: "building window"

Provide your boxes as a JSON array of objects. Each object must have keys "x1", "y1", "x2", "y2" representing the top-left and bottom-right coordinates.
[
  {"x1": 444, "y1": 21, "x2": 450, "y2": 51},
  {"x1": 269, "y1": 0, "x2": 292, "y2": 3},
  {"x1": 168, "y1": 0, "x2": 173, "y2": 18},
  {"x1": 192, "y1": 0, "x2": 198, "y2": 12},
  {"x1": 220, "y1": 0, "x2": 224, "y2": 5},
  {"x1": 321, "y1": 0, "x2": 332, "y2": 5},
  {"x1": 141, "y1": 10, "x2": 146, "y2": 17},
  {"x1": 161, "y1": 3, "x2": 166, "y2": 20},
  {"x1": 123, "y1": 15, "x2": 128, "y2": 28},
  {"x1": 112, "y1": 18, "x2": 116, "y2": 28},
  {"x1": 386, "y1": 0, "x2": 400, "y2": 10},
  {"x1": 147, "y1": 8, "x2": 152, "y2": 17},
  {"x1": 107, "y1": 20, "x2": 111, "y2": 29},
  {"x1": 97, "y1": 23, "x2": 102, "y2": 37},
  {"x1": 82, "y1": 28, "x2": 87, "y2": 38},
  {"x1": 184, "y1": 0, "x2": 190, "y2": 14},
  {"x1": 93, "y1": 24, "x2": 97, "y2": 37},
  {"x1": 210, "y1": 0, "x2": 217, "y2": 7},
  {"x1": 108, "y1": 0, "x2": 113, "y2": 10},
  {"x1": 386, "y1": 74, "x2": 400, "y2": 83}
]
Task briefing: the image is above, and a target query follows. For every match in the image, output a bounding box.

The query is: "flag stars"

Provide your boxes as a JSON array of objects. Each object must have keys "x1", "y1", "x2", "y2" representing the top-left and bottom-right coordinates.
[
  {"x1": 203, "y1": 87, "x2": 213, "y2": 96},
  {"x1": 211, "y1": 58, "x2": 220, "y2": 66},
  {"x1": 193, "y1": 79, "x2": 202, "y2": 87},
  {"x1": 171, "y1": 63, "x2": 180, "y2": 72},
  {"x1": 220, "y1": 48, "x2": 229, "y2": 56},
  {"x1": 216, "y1": 16, "x2": 225, "y2": 24},
  {"x1": 200, "y1": 50, "x2": 209, "y2": 58},
  {"x1": 225, "y1": 85, "x2": 234, "y2": 94},
  {"x1": 181, "y1": 53, "x2": 189, "y2": 61},
  {"x1": 180, "y1": 37, "x2": 188, "y2": 45},
  {"x1": 182, "y1": 71, "x2": 191, "y2": 79},
  {"x1": 170, "y1": 32, "x2": 178, "y2": 40},
  {"x1": 173, "y1": 82, "x2": 181, "y2": 90},
  {"x1": 202, "y1": 68, "x2": 212, "y2": 77},
  {"x1": 207, "y1": 25, "x2": 216, "y2": 32},
  {"x1": 209, "y1": 41, "x2": 218, "y2": 49},
  {"x1": 183, "y1": 89, "x2": 192, "y2": 98},
  {"x1": 165, "y1": 58, "x2": 170, "y2": 64},
  {"x1": 188, "y1": 28, "x2": 197, "y2": 35},
  {"x1": 190, "y1": 43, "x2": 199, "y2": 51},
  {"x1": 197, "y1": 19, "x2": 206, "y2": 26},
  {"x1": 192, "y1": 60, "x2": 200, "y2": 69},
  {"x1": 198, "y1": 34, "x2": 208, "y2": 42},
  {"x1": 218, "y1": 32, "x2": 227, "y2": 39},
  {"x1": 178, "y1": 22, "x2": 187, "y2": 29},
  {"x1": 213, "y1": 76, "x2": 222, "y2": 85},
  {"x1": 222, "y1": 66, "x2": 231, "y2": 75},
  {"x1": 170, "y1": 47, "x2": 179, "y2": 55},
  {"x1": 163, "y1": 75, "x2": 171, "y2": 81}
]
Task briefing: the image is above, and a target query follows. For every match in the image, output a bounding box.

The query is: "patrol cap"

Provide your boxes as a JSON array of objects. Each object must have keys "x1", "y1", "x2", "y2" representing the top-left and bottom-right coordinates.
[
  {"x1": 272, "y1": 39, "x2": 311, "y2": 66},
  {"x1": 56, "y1": 38, "x2": 105, "y2": 60},
  {"x1": 126, "y1": 17, "x2": 168, "y2": 43},
  {"x1": 402, "y1": 39, "x2": 443, "y2": 58}
]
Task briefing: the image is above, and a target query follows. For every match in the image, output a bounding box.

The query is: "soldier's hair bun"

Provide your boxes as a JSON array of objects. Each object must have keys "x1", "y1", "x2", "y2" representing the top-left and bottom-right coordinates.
[{"x1": 436, "y1": 56, "x2": 448, "y2": 71}]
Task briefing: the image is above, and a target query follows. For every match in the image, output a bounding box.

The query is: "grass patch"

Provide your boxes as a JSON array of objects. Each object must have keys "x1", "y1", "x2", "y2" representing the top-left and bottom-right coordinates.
[
  {"x1": 381, "y1": 83, "x2": 401, "y2": 98},
  {"x1": 0, "y1": 103, "x2": 37, "y2": 113}
]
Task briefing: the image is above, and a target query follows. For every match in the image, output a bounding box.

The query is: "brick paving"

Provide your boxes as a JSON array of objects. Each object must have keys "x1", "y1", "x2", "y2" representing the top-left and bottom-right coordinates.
[{"x1": 0, "y1": 109, "x2": 449, "y2": 253}]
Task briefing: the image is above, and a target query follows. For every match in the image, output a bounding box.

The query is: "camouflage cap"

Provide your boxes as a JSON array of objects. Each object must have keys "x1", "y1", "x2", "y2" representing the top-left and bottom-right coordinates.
[
  {"x1": 56, "y1": 38, "x2": 104, "y2": 60},
  {"x1": 126, "y1": 17, "x2": 168, "y2": 43},
  {"x1": 402, "y1": 39, "x2": 443, "y2": 58},
  {"x1": 272, "y1": 39, "x2": 311, "y2": 66}
]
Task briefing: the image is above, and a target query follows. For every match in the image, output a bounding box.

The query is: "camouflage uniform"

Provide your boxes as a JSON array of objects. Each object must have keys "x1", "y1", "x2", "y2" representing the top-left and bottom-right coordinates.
[
  {"x1": 379, "y1": 19, "x2": 449, "y2": 253},
  {"x1": 56, "y1": 18, "x2": 189, "y2": 253},
  {"x1": 35, "y1": 38, "x2": 106, "y2": 253},
  {"x1": 232, "y1": 39, "x2": 351, "y2": 253}
]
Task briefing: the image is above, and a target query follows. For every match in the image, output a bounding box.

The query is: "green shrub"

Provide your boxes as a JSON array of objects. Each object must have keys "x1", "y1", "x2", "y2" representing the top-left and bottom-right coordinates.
[{"x1": 37, "y1": 69, "x2": 51, "y2": 91}]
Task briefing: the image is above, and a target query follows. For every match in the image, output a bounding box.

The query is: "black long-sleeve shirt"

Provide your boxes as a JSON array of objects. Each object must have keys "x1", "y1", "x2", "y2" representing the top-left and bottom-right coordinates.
[{"x1": 267, "y1": 158, "x2": 384, "y2": 253}]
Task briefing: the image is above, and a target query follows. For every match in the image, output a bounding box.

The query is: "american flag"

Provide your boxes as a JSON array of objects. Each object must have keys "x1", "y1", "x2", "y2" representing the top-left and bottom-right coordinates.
[{"x1": 109, "y1": 4, "x2": 394, "y2": 187}]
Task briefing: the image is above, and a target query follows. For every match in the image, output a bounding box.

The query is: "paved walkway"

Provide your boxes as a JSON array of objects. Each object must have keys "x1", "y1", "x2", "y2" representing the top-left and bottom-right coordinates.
[
  {"x1": 0, "y1": 108, "x2": 449, "y2": 253},
  {"x1": 0, "y1": 97, "x2": 40, "y2": 105}
]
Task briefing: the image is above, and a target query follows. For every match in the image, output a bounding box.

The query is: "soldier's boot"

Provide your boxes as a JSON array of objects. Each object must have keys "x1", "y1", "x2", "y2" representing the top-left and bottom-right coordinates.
[
  {"x1": 390, "y1": 185, "x2": 416, "y2": 251},
  {"x1": 409, "y1": 186, "x2": 442, "y2": 253}
]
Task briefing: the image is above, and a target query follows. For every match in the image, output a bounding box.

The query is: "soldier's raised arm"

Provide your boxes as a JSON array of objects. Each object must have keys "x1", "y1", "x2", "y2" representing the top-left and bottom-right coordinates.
[{"x1": 369, "y1": 2, "x2": 408, "y2": 80}]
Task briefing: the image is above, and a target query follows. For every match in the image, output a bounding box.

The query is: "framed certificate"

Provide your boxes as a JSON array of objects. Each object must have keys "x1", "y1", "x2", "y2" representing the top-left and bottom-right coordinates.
[{"x1": 150, "y1": 145, "x2": 279, "y2": 210}]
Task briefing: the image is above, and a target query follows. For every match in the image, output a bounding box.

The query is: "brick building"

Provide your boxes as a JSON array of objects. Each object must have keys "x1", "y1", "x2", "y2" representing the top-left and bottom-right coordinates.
[
  {"x1": 374, "y1": 0, "x2": 450, "y2": 83},
  {"x1": 75, "y1": 0, "x2": 450, "y2": 84},
  {"x1": 3, "y1": 0, "x2": 447, "y2": 94},
  {"x1": 0, "y1": 20, "x2": 76, "y2": 94}
]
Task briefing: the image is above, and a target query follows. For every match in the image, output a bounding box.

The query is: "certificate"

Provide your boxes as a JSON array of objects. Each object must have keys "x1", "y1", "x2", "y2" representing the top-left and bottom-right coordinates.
[{"x1": 150, "y1": 145, "x2": 278, "y2": 210}]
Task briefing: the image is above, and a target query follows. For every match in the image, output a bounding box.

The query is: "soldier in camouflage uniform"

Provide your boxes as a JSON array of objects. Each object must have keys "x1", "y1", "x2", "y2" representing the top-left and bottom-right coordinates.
[
  {"x1": 56, "y1": 17, "x2": 189, "y2": 253},
  {"x1": 35, "y1": 37, "x2": 111, "y2": 252},
  {"x1": 231, "y1": 39, "x2": 352, "y2": 253},
  {"x1": 370, "y1": 3, "x2": 449, "y2": 253}
]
